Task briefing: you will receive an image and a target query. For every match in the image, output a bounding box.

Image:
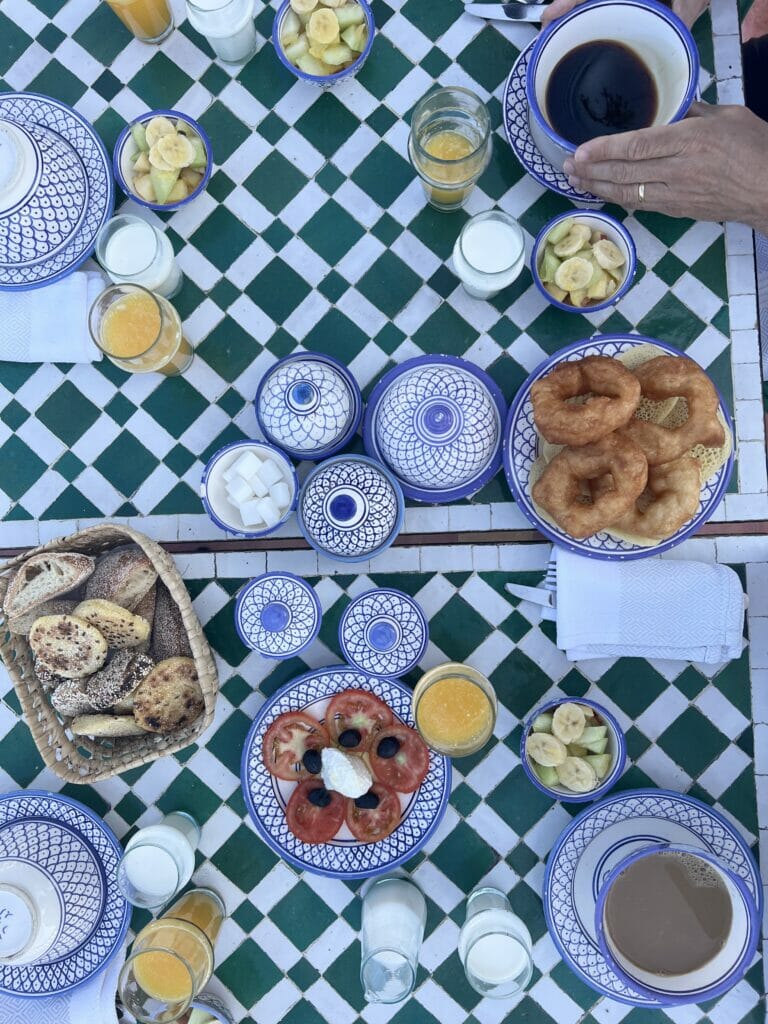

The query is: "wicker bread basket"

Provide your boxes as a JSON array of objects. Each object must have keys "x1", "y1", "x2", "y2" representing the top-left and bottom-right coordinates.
[{"x1": 0, "y1": 524, "x2": 218, "y2": 783}]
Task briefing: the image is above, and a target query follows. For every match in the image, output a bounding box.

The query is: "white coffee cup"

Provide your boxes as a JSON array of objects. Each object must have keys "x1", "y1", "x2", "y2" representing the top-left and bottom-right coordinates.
[
  {"x1": 0, "y1": 861, "x2": 63, "y2": 966},
  {"x1": 0, "y1": 119, "x2": 39, "y2": 216},
  {"x1": 526, "y1": 0, "x2": 699, "y2": 173}
]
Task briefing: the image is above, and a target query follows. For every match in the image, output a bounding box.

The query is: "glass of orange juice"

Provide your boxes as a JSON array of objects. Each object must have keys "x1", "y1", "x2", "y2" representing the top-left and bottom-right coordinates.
[
  {"x1": 104, "y1": 0, "x2": 174, "y2": 43},
  {"x1": 412, "y1": 662, "x2": 497, "y2": 757},
  {"x1": 118, "y1": 888, "x2": 225, "y2": 1023},
  {"x1": 89, "y1": 283, "x2": 193, "y2": 376},
  {"x1": 408, "y1": 88, "x2": 491, "y2": 211}
]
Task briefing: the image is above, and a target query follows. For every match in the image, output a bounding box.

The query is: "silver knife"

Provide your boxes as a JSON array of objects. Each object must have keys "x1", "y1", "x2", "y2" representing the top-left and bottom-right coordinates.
[{"x1": 465, "y1": 2, "x2": 548, "y2": 20}]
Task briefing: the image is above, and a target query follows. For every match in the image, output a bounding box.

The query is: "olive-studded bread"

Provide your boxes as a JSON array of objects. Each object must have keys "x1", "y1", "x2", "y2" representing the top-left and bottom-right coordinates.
[
  {"x1": 73, "y1": 599, "x2": 151, "y2": 649},
  {"x1": 3, "y1": 553, "x2": 95, "y2": 621},
  {"x1": 29, "y1": 615, "x2": 108, "y2": 679},
  {"x1": 151, "y1": 582, "x2": 192, "y2": 661},
  {"x1": 133, "y1": 657, "x2": 204, "y2": 733},
  {"x1": 70, "y1": 714, "x2": 150, "y2": 738},
  {"x1": 84, "y1": 545, "x2": 157, "y2": 611},
  {"x1": 7, "y1": 598, "x2": 77, "y2": 636}
]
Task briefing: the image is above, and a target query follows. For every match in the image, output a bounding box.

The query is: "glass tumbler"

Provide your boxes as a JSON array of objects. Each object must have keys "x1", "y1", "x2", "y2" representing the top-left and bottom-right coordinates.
[
  {"x1": 96, "y1": 215, "x2": 182, "y2": 298},
  {"x1": 360, "y1": 876, "x2": 427, "y2": 1003},
  {"x1": 458, "y1": 887, "x2": 533, "y2": 998},
  {"x1": 103, "y1": 0, "x2": 174, "y2": 43},
  {"x1": 117, "y1": 811, "x2": 200, "y2": 910}
]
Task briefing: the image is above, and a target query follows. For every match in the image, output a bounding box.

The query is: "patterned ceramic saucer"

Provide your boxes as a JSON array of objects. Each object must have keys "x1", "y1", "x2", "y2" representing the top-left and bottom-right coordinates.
[
  {"x1": 234, "y1": 572, "x2": 322, "y2": 658},
  {"x1": 339, "y1": 588, "x2": 428, "y2": 677}
]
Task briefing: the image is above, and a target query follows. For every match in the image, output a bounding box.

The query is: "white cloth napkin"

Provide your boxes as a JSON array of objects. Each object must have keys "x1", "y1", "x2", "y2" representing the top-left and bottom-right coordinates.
[
  {"x1": 0, "y1": 271, "x2": 105, "y2": 362},
  {"x1": 555, "y1": 548, "x2": 745, "y2": 663}
]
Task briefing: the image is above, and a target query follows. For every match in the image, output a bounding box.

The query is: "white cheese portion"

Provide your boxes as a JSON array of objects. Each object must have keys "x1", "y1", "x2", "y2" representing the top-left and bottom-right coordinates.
[{"x1": 320, "y1": 747, "x2": 373, "y2": 799}]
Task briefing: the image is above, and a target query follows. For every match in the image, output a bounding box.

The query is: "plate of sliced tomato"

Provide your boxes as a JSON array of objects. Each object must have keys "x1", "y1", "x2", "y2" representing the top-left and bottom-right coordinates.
[{"x1": 241, "y1": 666, "x2": 452, "y2": 878}]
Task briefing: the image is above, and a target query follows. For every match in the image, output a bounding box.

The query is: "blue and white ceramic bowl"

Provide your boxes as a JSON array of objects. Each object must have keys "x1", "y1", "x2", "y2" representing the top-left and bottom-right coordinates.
[
  {"x1": 521, "y1": 697, "x2": 626, "y2": 803},
  {"x1": 339, "y1": 588, "x2": 428, "y2": 677},
  {"x1": 543, "y1": 789, "x2": 763, "y2": 1006},
  {"x1": 255, "y1": 352, "x2": 363, "y2": 460},
  {"x1": 298, "y1": 455, "x2": 404, "y2": 563},
  {"x1": 241, "y1": 666, "x2": 451, "y2": 878},
  {"x1": 363, "y1": 356, "x2": 506, "y2": 503},
  {"x1": 272, "y1": 0, "x2": 375, "y2": 89},
  {"x1": 504, "y1": 336, "x2": 734, "y2": 560},
  {"x1": 531, "y1": 211, "x2": 636, "y2": 314},
  {"x1": 235, "y1": 572, "x2": 322, "y2": 659}
]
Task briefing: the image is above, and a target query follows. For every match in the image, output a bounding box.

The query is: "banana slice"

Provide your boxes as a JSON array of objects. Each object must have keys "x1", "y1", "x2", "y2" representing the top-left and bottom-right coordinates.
[
  {"x1": 290, "y1": 0, "x2": 318, "y2": 13},
  {"x1": 148, "y1": 143, "x2": 176, "y2": 172},
  {"x1": 145, "y1": 116, "x2": 176, "y2": 148},
  {"x1": 308, "y1": 7, "x2": 339, "y2": 43},
  {"x1": 526, "y1": 732, "x2": 567, "y2": 768},
  {"x1": 157, "y1": 132, "x2": 195, "y2": 169},
  {"x1": 593, "y1": 238, "x2": 625, "y2": 271},
  {"x1": 552, "y1": 702, "x2": 586, "y2": 745},
  {"x1": 554, "y1": 256, "x2": 593, "y2": 293},
  {"x1": 556, "y1": 756, "x2": 597, "y2": 793},
  {"x1": 552, "y1": 223, "x2": 591, "y2": 258},
  {"x1": 321, "y1": 0, "x2": 346, "y2": 7}
]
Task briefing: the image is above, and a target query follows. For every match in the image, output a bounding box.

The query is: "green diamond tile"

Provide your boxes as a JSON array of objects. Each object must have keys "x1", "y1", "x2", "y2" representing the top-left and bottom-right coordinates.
[
  {"x1": 401, "y1": 0, "x2": 464, "y2": 40},
  {"x1": 0, "y1": 436, "x2": 46, "y2": 501},
  {"x1": 357, "y1": 250, "x2": 421, "y2": 318},
  {"x1": 352, "y1": 142, "x2": 413, "y2": 208},
  {"x1": 487, "y1": 765, "x2": 552, "y2": 834},
  {"x1": 431, "y1": 820, "x2": 497, "y2": 890},
  {"x1": 218, "y1": 938, "x2": 282, "y2": 1006},
  {"x1": 304, "y1": 309, "x2": 368, "y2": 359},
  {"x1": 357, "y1": 36, "x2": 412, "y2": 100},
  {"x1": 638, "y1": 293, "x2": 706, "y2": 349},
  {"x1": 0, "y1": 11, "x2": 32, "y2": 73},
  {"x1": 190, "y1": 206, "x2": 254, "y2": 272},
  {"x1": 245, "y1": 151, "x2": 308, "y2": 215},
  {"x1": 456, "y1": 27, "x2": 519, "y2": 91},
  {"x1": 412, "y1": 303, "x2": 475, "y2": 355},
  {"x1": 301, "y1": 200, "x2": 365, "y2": 265},
  {"x1": 295, "y1": 93, "x2": 359, "y2": 158},
  {"x1": 658, "y1": 707, "x2": 729, "y2": 777},
  {"x1": 129, "y1": 53, "x2": 194, "y2": 110},
  {"x1": 37, "y1": 23, "x2": 66, "y2": 53},
  {"x1": 271, "y1": 881, "x2": 337, "y2": 950},
  {"x1": 197, "y1": 317, "x2": 260, "y2": 381},
  {"x1": 246, "y1": 257, "x2": 311, "y2": 323},
  {"x1": 0, "y1": 722, "x2": 44, "y2": 786},
  {"x1": 0, "y1": 399, "x2": 29, "y2": 431},
  {"x1": 429, "y1": 593, "x2": 492, "y2": 662},
  {"x1": 36, "y1": 382, "x2": 100, "y2": 447},
  {"x1": 93, "y1": 434, "x2": 159, "y2": 498},
  {"x1": 28, "y1": 59, "x2": 86, "y2": 105},
  {"x1": 212, "y1": 822, "x2": 278, "y2": 887}
]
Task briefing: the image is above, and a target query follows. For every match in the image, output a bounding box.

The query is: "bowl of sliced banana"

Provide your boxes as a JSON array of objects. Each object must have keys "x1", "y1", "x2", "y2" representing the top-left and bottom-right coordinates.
[
  {"x1": 113, "y1": 109, "x2": 212, "y2": 211},
  {"x1": 273, "y1": 0, "x2": 375, "y2": 87},
  {"x1": 521, "y1": 697, "x2": 626, "y2": 803},
  {"x1": 531, "y1": 211, "x2": 636, "y2": 314}
]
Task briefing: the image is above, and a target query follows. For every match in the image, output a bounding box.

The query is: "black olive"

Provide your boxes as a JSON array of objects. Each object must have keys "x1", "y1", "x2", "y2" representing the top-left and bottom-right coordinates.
[
  {"x1": 338, "y1": 728, "x2": 362, "y2": 748},
  {"x1": 376, "y1": 736, "x2": 400, "y2": 759},
  {"x1": 354, "y1": 791, "x2": 380, "y2": 810},
  {"x1": 302, "y1": 749, "x2": 322, "y2": 774},
  {"x1": 308, "y1": 787, "x2": 332, "y2": 808}
]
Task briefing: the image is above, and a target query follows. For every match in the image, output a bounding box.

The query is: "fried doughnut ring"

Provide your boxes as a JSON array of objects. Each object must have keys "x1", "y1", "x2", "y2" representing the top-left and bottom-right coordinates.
[
  {"x1": 532, "y1": 434, "x2": 648, "y2": 539},
  {"x1": 594, "y1": 456, "x2": 701, "y2": 540},
  {"x1": 621, "y1": 356, "x2": 725, "y2": 465},
  {"x1": 531, "y1": 356, "x2": 641, "y2": 446}
]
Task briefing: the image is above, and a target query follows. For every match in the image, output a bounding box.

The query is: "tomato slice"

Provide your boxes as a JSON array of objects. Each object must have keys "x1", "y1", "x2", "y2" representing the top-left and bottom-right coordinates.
[
  {"x1": 326, "y1": 689, "x2": 394, "y2": 752},
  {"x1": 262, "y1": 711, "x2": 330, "y2": 781},
  {"x1": 286, "y1": 780, "x2": 345, "y2": 844},
  {"x1": 345, "y1": 783, "x2": 402, "y2": 843},
  {"x1": 369, "y1": 724, "x2": 430, "y2": 793}
]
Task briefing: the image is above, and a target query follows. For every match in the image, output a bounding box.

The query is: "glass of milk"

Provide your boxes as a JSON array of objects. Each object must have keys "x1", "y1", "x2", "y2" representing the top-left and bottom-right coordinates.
[
  {"x1": 186, "y1": 0, "x2": 258, "y2": 64},
  {"x1": 360, "y1": 875, "x2": 427, "y2": 1003},
  {"x1": 96, "y1": 214, "x2": 183, "y2": 298},
  {"x1": 117, "y1": 811, "x2": 200, "y2": 910},
  {"x1": 452, "y1": 210, "x2": 525, "y2": 300},
  {"x1": 458, "y1": 887, "x2": 533, "y2": 998}
]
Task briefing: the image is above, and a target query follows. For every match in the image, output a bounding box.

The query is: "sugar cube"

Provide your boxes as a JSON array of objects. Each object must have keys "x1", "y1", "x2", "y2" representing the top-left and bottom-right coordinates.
[
  {"x1": 270, "y1": 481, "x2": 291, "y2": 510},
  {"x1": 258, "y1": 459, "x2": 283, "y2": 488},
  {"x1": 222, "y1": 462, "x2": 240, "y2": 483},
  {"x1": 226, "y1": 477, "x2": 253, "y2": 504},
  {"x1": 256, "y1": 496, "x2": 281, "y2": 529},
  {"x1": 231, "y1": 451, "x2": 262, "y2": 481},
  {"x1": 239, "y1": 498, "x2": 264, "y2": 527},
  {"x1": 248, "y1": 472, "x2": 268, "y2": 498}
]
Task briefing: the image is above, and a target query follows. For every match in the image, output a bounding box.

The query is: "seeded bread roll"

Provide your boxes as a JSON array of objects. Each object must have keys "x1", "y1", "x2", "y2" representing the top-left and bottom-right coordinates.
[
  {"x1": 83, "y1": 650, "x2": 155, "y2": 711},
  {"x1": 35, "y1": 663, "x2": 68, "y2": 692},
  {"x1": 3, "y1": 552, "x2": 95, "y2": 620},
  {"x1": 71, "y1": 714, "x2": 150, "y2": 738},
  {"x1": 51, "y1": 680, "x2": 95, "y2": 718},
  {"x1": 151, "y1": 583, "x2": 192, "y2": 661},
  {"x1": 85, "y1": 546, "x2": 157, "y2": 611},
  {"x1": 132, "y1": 585, "x2": 156, "y2": 654},
  {"x1": 133, "y1": 657, "x2": 204, "y2": 734},
  {"x1": 73, "y1": 599, "x2": 151, "y2": 649},
  {"x1": 29, "y1": 615, "x2": 108, "y2": 679},
  {"x1": 7, "y1": 599, "x2": 77, "y2": 636}
]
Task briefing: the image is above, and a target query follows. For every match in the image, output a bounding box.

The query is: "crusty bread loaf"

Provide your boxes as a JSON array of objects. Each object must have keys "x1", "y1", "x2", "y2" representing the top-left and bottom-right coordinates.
[
  {"x1": 73, "y1": 599, "x2": 151, "y2": 649},
  {"x1": 8, "y1": 598, "x2": 77, "y2": 636},
  {"x1": 3, "y1": 553, "x2": 95, "y2": 620},
  {"x1": 35, "y1": 663, "x2": 68, "y2": 692},
  {"x1": 85, "y1": 546, "x2": 157, "y2": 611},
  {"x1": 71, "y1": 714, "x2": 150, "y2": 738},
  {"x1": 133, "y1": 585, "x2": 156, "y2": 654},
  {"x1": 133, "y1": 657, "x2": 204, "y2": 733},
  {"x1": 83, "y1": 651, "x2": 154, "y2": 711},
  {"x1": 151, "y1": 583, "x2": 192, "y2": 661},
  {"x1": 29, "y1": 615, "x2": 108, "y2": 679},
  {"x1": 51, "y1": 680, "x2": 95, "y2": 718}
]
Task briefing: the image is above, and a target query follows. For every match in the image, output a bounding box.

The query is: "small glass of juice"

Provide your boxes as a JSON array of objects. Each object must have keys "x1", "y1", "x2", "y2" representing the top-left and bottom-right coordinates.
[
  {"x1": 89, "y1": 283, "x2": 193, "y2": 376},
  {"x1": 104, "y1": 0, "x2": 174, "y2": 43},
  {"x1": 412, "y1": 662, "x2": 497, "y2": 757},
  {"x1": 408, "y1": 87, "x2": 491, "y2": 211}
]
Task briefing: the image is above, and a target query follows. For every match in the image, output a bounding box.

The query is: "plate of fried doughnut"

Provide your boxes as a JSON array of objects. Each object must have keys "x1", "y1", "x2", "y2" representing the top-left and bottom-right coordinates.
[{"x1": 503, "y1": 336, "x2": 734, "y2": 559}]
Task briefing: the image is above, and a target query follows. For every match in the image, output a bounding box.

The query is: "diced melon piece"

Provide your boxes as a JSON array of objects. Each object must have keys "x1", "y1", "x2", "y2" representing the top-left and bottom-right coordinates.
[
  {"x1": 149, "y1": 167, "x2": 180, "y2": 205},
  {"x1": 545, "y1": 217, "x2": 574, "y2": 246},
  {"x1": 323, "y1": 41, "x2": 354, "y2": 64},
  {"x1": 133, "y1": 174, "x2": 157, "y2": 203},
  {"x1": 583, "y1": 737, "x2": 608, "y2": 755},
  {"x1": 569, "y1": 288, "x2": 588, "y2": 307},
  {"x1": 580, "y1": 726, "x2": 607, "y2": 745},
  {"x1": 538, "y1": 246, "x2": 561, "y2": 285},
  {"x1": 578, "y1": 704, "x2": 595, "y2": 718},
  {"x1": 309, "y1": 42, "x2": 329, "y2": 59},
  {"x1": 532, "y1": 763, "x2": 559, "y2": 788},
  {"x1": 296, "y1": 52, "x2": 328, "y2": 76},
  {"x1": 239, "y1": 499, "x2": 265, "y2": 527},
  {"x1": 281, "y1": 8, "x2": 302, "y2": 42},
  {"x1": 335, "y1": 4, "x2": 364, "y2": 29},
  {"x1": 189, "y1": 137, "x2": 207, "y2": 170},
  {"x1": 567, "y1": 743, "x2": 588, "y2": 757},
  {"x1": 284, "y1": 34, "x2": 309, "y2": 63},
  {"x1": 133, "y1": 152, "x2": 151, "y2": 174},
  {"x1": 341, "y1": 23, "x2": 367, "y2": 50},
  {"x1": 167, "y1": 179, "x2": 189, "y2": 203},
  {"x1": 544, "y1": 281, "x2": 568, "y2": 303},
  {"x1": 258, "y1": 459, "x2": 283, "y2": 487},
  {"x1": 270, "y1": 481, "x2": 291, "y2": 508},
  {"x1": 181, "y1": 168, "x2": 203, "y2": 190},
  {"x1": 586, "y1": 754, "x2": 612, "y2": 779},
  {"x1": 130, "y1": 122, "x2": 149, "y2": 153},
  {"x1": 587, "y1": 268, "x2": 610, "y2": 301},
  {"x1": 531, "y1": 712, "x2": 553, "y2": 734}
]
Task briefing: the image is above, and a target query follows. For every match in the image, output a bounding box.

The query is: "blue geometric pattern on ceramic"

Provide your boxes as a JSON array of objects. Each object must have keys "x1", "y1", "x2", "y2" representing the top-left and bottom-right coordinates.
[
  {"x1": 235, "y1": 572, "x2": 322, "y2": 658},
  {"x1": 0, "y1": 791, "x2": 129, "y2": 997},
  {"x1": 502, "y1": 44, "x2": 600, "y2": 205},
  {"x1": 503, "y1": 336, "x2": 734, "y2": 560},
  {"x1": 241, "y1": 666, "x2": 451, "y2": 879},
  {"x1": 298, "y1": 456, "x2": 403, "y2": 561},
  {"x1": 0, "y1": 93, "x2": 113, "y2": 291},
  {"x1": 543, "y1": 789, "x2": 762, "y2": 1006},
  {"x1": 256, "y1": 353, "x2": 362, "y2": 459},
  {"x1": 339, "y1": 588, "x2": 428, "y2": 677}
]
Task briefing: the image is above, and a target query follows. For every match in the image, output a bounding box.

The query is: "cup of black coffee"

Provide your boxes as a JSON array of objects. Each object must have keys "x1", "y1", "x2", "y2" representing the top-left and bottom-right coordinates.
[
  {"x1": 526, "y1": 0, "x2": 699, "y2": 173},
  {"x1": 595, "y1": 843, "x2": 760, "y2": 1004}
]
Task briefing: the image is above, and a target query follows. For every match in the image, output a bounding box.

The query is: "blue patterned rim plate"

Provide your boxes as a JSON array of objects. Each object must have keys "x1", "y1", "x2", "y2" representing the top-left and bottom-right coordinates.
[
  {"x1": 503, "y1": 336, "x2": 735, "y2": 560},
  {"x1": 543, "y1": 788, "x2": 763, "y2": 1007},
  {"x1": 363, "y1": 355, "x2": 507, "y2": 503},
  {"x1": 240, "y1": 666, "x2": 451, "y2": 879},
  {"x1": 0, "y1": 790, "x2": 129, "y2": 997},
  {"x1": 272, "y1": 0, "x2": 375, "y2": 89},
  {"x1": 255, "y1": 352, "x2": 363, "y2": 460},
  {"x1": 520, "y1": 697, "x2": 626, "y2": 803},
  {"x1": 234, "y1": 572, "x2": 322, "y2": 659},
  {"x1": 0, "y1": 93, "x2": 113, "y2": 291},
  {"x1": 339, "y1": 588, "x2": 429, "y2": 677}
]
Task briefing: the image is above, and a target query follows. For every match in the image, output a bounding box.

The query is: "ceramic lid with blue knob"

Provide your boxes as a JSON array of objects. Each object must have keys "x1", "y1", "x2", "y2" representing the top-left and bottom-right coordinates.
[
  {"x1": 255, "y1": 352, "x2": 363, "y2": 460},
  {"x1": 235, "y1": 572, "x2": 322, "y2": 659},
  {"x1": 339, "y1": 588, "x2": 428, "y2": 677},
  {"x1": 363, "y1": 355, "x2": 506, "y2": 503}
]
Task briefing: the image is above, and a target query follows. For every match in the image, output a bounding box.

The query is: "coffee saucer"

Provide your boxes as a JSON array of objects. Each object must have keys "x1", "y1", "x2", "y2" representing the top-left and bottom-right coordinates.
[
  {"x1": 502, "y1": 43, "x2": 600, "y2": 205},
  {"x1": 543, "y1": 788, "x2": 762, "y2": 1006}
]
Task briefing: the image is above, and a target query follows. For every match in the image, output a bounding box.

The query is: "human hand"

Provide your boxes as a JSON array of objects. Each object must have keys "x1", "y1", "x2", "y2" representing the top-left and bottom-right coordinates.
[
  {"x1": 541, "y1": 0, "x2": 709, "y2": 27},
  {"x1": 563, "y1": 103, "x2": 768, "y2": 233}
]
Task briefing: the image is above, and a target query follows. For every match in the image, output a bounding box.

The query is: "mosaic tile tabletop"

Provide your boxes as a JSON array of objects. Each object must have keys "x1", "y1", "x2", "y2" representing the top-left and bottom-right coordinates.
[
  {"x1": 0, "y1": 0, "x2": 765, "y2": 548},
  {"x1": 0, "y1": 538, "x2": 767, "y2": 1023}
]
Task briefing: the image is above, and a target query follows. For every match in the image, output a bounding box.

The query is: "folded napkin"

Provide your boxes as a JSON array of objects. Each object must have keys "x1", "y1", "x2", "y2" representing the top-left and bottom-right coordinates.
[
  {"x1": 0, "y1": 271, "x2": 105, "y2": 362},
  {"x1": 555, "y1": 548, "x2": 745, "y2": 663}
]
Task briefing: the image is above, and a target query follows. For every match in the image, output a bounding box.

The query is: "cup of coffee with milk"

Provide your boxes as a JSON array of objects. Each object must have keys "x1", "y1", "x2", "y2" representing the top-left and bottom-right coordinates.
[{"x1": 526, "y1": 0, "x2": 699, "y2": 173}]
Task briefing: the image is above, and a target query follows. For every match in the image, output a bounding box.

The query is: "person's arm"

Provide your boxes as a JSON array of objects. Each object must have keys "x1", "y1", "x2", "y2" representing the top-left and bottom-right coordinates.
[{"x1": 542, "y1": 0, "x2": 709, "y2": 27}]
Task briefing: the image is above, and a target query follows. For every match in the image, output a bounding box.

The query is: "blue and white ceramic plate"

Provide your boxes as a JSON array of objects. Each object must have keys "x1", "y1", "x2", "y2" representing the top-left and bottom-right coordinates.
[
  {"x1": 234, "y1": 572, "x2": 322, "y2": 659},
  {"x1": 0, "y1": 790, "x2": 129, "y2": 997},
  {"x1": 543, "y1": 788, "x2": 762, "y2": 1007},
  {"x1": 339, "y1": 589, "x2": 429, "y2": 677},
  {"x1": 503, "y1": 336, "x2": 734, "y2": 560},
  {"x1": 241, "y1": 666, "x2": 451, "y2": 879},
  {"x1": 0, "y1": 93, "x2": 113, "y2": 290},
  {"x1": 501, "y1": 43, "x2": 600, "y2": 205}
]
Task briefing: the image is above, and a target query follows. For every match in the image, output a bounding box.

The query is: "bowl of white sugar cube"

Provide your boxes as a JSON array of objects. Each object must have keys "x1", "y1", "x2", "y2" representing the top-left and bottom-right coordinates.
[{"x1": 201, "y1": 440, "x2": 298, "y2": 538}]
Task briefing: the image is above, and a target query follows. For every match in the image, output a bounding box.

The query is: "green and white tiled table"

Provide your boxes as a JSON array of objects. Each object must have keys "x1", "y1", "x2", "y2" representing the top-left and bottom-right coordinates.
[{"x1": 0, "y1": 0, "x2": 765, "y2": 546}]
